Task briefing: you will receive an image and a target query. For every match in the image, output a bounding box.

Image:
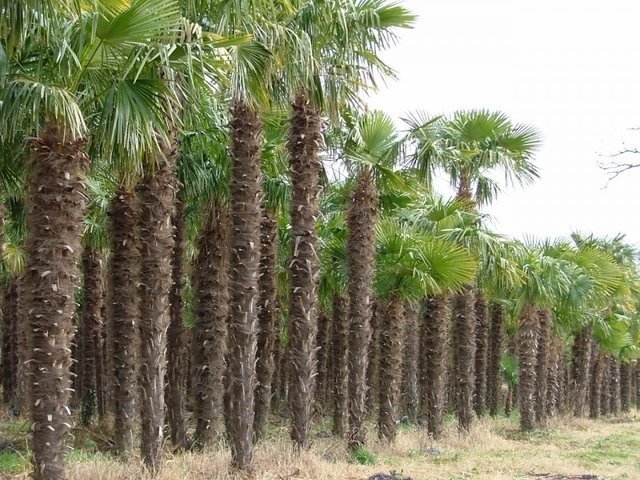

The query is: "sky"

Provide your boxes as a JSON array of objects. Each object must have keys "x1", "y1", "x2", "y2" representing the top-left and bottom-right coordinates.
[{"x1": 369, "y1": 0, "x2": 640, "y2": 247}]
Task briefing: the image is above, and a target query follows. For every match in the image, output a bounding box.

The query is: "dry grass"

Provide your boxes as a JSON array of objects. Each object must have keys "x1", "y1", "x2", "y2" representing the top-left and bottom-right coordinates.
[{"x1": 2, "y1": 414, "x2": 639, "y2": 480}]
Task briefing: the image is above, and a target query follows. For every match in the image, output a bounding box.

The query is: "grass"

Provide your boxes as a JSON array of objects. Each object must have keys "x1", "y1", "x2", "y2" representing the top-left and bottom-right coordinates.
[{"x1": 1, "y1": 413, "x2": 639, "y2": 479}]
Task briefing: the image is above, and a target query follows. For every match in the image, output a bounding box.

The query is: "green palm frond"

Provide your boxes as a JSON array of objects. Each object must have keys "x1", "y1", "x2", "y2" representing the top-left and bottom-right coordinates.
[{"x1": 374, "y1": 217, "x2": 476, "y2": 300}]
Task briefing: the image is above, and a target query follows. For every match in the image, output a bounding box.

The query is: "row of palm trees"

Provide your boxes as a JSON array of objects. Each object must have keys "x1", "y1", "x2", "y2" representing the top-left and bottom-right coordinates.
[{"x1": 0, "y1": 1, "x2": 639, "y2": 479}]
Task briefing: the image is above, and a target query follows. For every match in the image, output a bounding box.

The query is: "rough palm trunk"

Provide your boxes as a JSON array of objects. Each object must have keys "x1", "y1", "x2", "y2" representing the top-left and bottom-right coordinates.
[
  {"x1": 534, "y1": 308, "x2": 552, "y2": 424},
  {"x1": 331, "y1": 295, "x2": 349, "y2": 437},
  {"x1": 314, "y1": 311, "x2": 330, "y2": 415},
  {"x1": 518, "y1": 303, "x2": 538, "y2": 431},
  {"x1": 366, "y1": 301, "x2": 380, "y2": 414},
  {"x1": 473, "y1": 293, "x2": 488, "y2": 417},
  {"x1": 402, "y1": 301, "x2": 419, "y2": 423},
  {"x1": 620, "y1": 361, "x2": 631, "y2": 413},
  {"x1": 608, "y1": 357, "x2": 620, "y2": 415},
  {"x1": 288, "y1": 92, "x2": 322, "y2": 449},
  {"x1": 2, "y1": 278, "x2": 17, "y2": 406},
  {"x1": 486, "y1": 302, "x2": 504, "y2": 417},
  {"x1": 421, "y1": 295, "x2": 449, "y2": 440},
  {"x1": 545, "y1": 337, "x2": 563, "y2": 417},
  {"x1": 166, "y1": 192, "x2": 187, "y2": 449},
  {"x1": 191, "y1": 204, "x2": 230, "y2": 448},
  {"x1": 570, "y1": 328, "x2": 592, "y2": 417},
  {"x1": 589, "y1": 349, "x2": 605, "y2": 419},
  {"x1": 80, "y1": 248, "x2": 104, "y2": 426},
  {"x1": 600, "y1": 356, "x2": 611, "y2": 416},
  {"x1": 347, "y1": 169, "x2": 377, "y2": 449},
  {"x1": 97, "y1": 286, "x2": 109, "y2": 419},
  {"x1": 378, "y1": 295, "x2": 405, "y2": 442},
  {"x1": 95, "y1": 292, "x2": 107, "y2": 420},
  {"x1": 138, "y1": 153, "x2": 177, "y2": 471},
  {"x1": 110, "y1": 189, "x2": 140, "y2": 455},
  {"x1": 452, "y1": 286, "x2": 476, "y2": 433},
  {"x1": 254, "y1": 209, "x2": 278, "y2": 441},
  {"x1": 227, "y1": 101, "x2": 263, "y2": 469},
  {"x1": 16, "y1": 275, "x2": 30, "y2": 415},
  {"x1": 26, "y1": 125, "x2": 88, "y2": 480}
]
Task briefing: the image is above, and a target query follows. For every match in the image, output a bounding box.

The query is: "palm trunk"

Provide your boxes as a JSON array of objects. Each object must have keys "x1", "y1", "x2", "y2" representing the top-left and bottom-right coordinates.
[
  {"x1": 314, "y1": 311, "x2": 330, "y2": 416},
  {"x1": 110, "y1": 188, "x2": 140, "y2": 455},
  {"x1": 80, "y1": 247, "x2": 104, "y2": 426},
  {"x1": 331, "y1": 295, "x2": 348, "y2": 437},
  {"x1": 254, "y1": 209, "x2": 278, "y2": 441},
  {"x1": 26, "y1": 125, "x2": 88, "y2": 480},
  {"x1": 227, "y1": 101, "x2": 263, "y2": 469},
  {"x1": 166, "y1": 191, "x2": 187, "y2": 449},
  {"x1": 2, "y1": 278, "x2": 17, "y2": 406},
  {"x1": 366, "y1": 301, "x2": 380, "y2": 415},
  {"x1": 95, "y1": 291, "x2": 107, "y2": 420},
  {"x1": 545, "y1": 336, "x2": 563, "y2": 417},
  {"x1": 16, "y1": 275, "x2": 30, "y2": 416},
  {"x1": 347, "y1": 169, "x2": 378, "y2": 449},
  {"x1": 377, "y1": 295, "x2": 405, "y2": 442},
  {"x1": 609, "y1": 357, "x2": 620, "y2": 415},
  {"x1": 191, "y1": 204, "x2": 230, "y2": 448},
  {"x1": 589, "y1": 349, "x2": 605, "y2": 419},
  {"x1": 534, "y1": 308, "x2": 552, "y2": 424},
  {"x1": 402, "y1": 301, "x2": 419, "y2": 424},
  {"x1": 570, "y1": 328, "x2": 592, "y2": 417},
  {"x1": 421, "y1": 295, "x2": 449, "y2": 440},
  {"x1": 452, "y1": 285, "x2": 476, "y2": 433},
  {"x1": 473, "y1": 293, "x2": 488, "y2": 416},
  {"x1": 138, "y1": 152, "x2": 177, "y2": 471},
  {"x1": 288, "y1": 91, "x2": 322, "y2": 449},
  {"x1": 486, "y1": 302, "x2": 504, "y2": 416},
  {"x1": 620, "y1": 361, "x2": 631, "y2": 413},
  {"x1": 600, "y1": 356, "x2": 611, "y2": 416},
  {"x1": 518, "y1": 303, "x2": 538, "y2": 431}
]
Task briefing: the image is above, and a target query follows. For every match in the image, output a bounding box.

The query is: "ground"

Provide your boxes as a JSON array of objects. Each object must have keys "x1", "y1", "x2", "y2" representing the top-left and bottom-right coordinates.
[{"x1": 1, "y1": 412, "x2": 638, "y2": 479}]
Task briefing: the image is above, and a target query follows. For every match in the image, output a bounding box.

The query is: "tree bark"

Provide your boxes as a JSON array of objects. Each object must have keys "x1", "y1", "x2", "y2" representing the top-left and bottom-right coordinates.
[
  {"x1": 80, "y1": 248, "x2": 104, "y2": 426},
  {"x1": 191, "y1": 204, "x2": 230, "y2": 448},
  {"x1": 227, "y1": 101, "x2": 263, "y2": 470},
  {"x1": 109, "y1": 188, "x2": 140, "y2": 455},
  {"x1": 545, "y1": 336, "x2": 563, "y2": 417},
  {"x1": 570, "y1": 328, "x2": 592, "y2": 417},
  {"x1": 165, "y1": 192, "x2": 187, "y2": 449},
  {"x1": 314, "y1": 310, "x2": 330, "y2": 416},
  {"x1": 589, "y1": 349, "x2": 605, "y2": 419},
  {"x1": 377, "y1": 295, "x2": 405, "y2": 442},
  {"x1": 608, "y1": 357, "x2": 620, "y2": 415},
  {"x1": 486, "y1": 302, "x2": 504, "y2": 417},
  {"x1": 402, "y1": 301, "x2": 419, "y2": 424},
  {"x1": 452, "y1": 286, "x2": 476, "y2": 433},
  {"x1": 138, "y1": 152, "x2": 177, "y2": 471},
  {"x1": 534, "y1": 308, "x2": 552, "y2": 424},
  {"x1": 366, "y1": 301, "x2": 380, "y2": 415},
  {"x1": 2, "y1": 278, "x2": 17, "y2": 406},
  {"x1": 518, "y1": 303, "x2": 538, "y2": 431},
  {"x1": 253, "y1": 209, "x2": 279, "y2": 441},
  {"x1": 26, "y1": 125, "x2": 88, "y2": 480},
  {"x1": 331, "y1": 295, "x2": 349, "y2": 437},
  {"x1": 287, "y1": 91, "x2": 322, "y2": 449},
  {"x1": 620, "y1": 361, "x2": 631, "y2": 413},
  {"x1": 421, "y1": 295, "x2": 449, "y2": 440},
  {"x1": 347, "y1": 169, "x2": 377, "y2": 449},
  {"x1": 473, "y1": 292, "x2": 488, "y2": 417}
]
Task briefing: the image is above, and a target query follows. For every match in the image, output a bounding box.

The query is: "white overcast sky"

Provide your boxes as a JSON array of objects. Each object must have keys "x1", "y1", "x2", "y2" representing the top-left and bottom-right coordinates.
[{"x1": 369, "y1": 0, "x2": 640, "y2": 247}]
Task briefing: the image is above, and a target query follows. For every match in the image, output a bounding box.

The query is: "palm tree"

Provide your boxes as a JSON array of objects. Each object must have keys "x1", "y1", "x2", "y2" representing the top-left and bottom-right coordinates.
[
  {"x1": 255, "y1": 112, "x2": 291, "y2": 441},
  {"x1": 283, "y1": 0, "x2": 415, "y2": 449},
  {"x1": 341, "y1": 110, "x2": 403, "y2": 448},
  {"x1": 407, "y1": 109, "x2": 541, "y2": 433},
  {"x1": 374, "y1": 217, "x2": 475, "y2": 441}
]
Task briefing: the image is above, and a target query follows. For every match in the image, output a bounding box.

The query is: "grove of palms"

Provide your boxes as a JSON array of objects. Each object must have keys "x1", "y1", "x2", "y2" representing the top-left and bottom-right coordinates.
[{"x1": 1, "y1": 1, "x2": 639, "y2": 479}]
